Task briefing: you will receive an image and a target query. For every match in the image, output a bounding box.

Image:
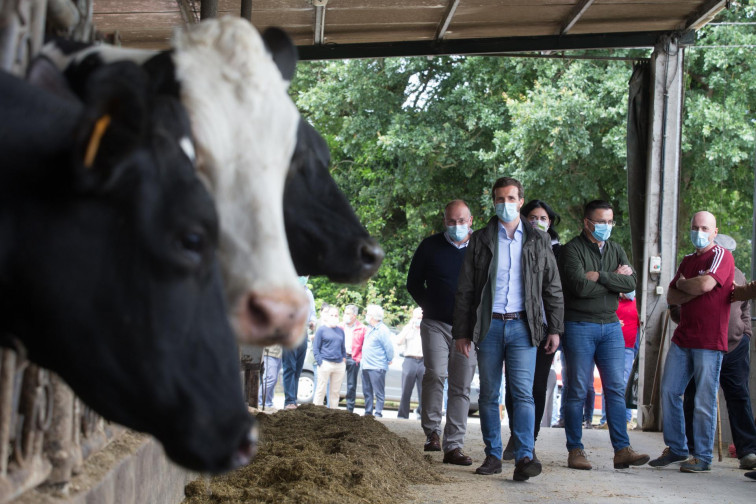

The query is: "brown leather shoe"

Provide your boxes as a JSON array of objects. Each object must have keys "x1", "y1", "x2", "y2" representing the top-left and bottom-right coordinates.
[
  {"x1": 513, "y1": 456, "x2": 542, "y2": 481},
  {"x1": 475, "y1": 455, "x2": 502, "y2": 475},
  {"x1": 614, "y1": 446, "x2": 650, "y2": 469},
  {"x1": 424, "y1": 432, "x2": 441, "y2": 452},
  {"x1": 568, "y1": 448, "x2": 592, "y2": 470},
  {"x1": 443, "y1": 448, "x2": 473, "y2": 466}
]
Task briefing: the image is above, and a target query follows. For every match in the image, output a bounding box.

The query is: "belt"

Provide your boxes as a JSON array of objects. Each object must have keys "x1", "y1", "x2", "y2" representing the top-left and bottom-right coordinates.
[
  {"x1": 492, "y1": 311, "x2": 525, "y2": 320},
  {"x1": 405, "y1": 356, "x2": 423, "y2": 360}
]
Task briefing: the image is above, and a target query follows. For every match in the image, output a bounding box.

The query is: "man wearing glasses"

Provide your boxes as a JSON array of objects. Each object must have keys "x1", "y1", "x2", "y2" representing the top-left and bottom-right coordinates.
[{"x1": 557, "y1": 200, "x2": 649, "y2": 471}]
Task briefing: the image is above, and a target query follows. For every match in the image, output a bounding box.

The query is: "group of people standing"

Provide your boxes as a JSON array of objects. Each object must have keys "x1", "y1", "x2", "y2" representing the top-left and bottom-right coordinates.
[
  {"x1": 406, "y1": 175, "x2": 756, "y2": 482},
  {"x1": 258, "y1": 295, "x2": 399, "y2": 418}
]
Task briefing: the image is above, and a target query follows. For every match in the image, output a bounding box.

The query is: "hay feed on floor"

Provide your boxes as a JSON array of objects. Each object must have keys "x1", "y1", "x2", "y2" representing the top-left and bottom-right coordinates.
[{"x1": 184, "y1": 404, "x2": 445, "y2": 504}]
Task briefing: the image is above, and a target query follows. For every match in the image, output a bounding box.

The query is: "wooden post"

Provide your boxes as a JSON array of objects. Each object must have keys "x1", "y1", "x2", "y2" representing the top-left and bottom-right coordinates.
[{"x1": 200, "y1": 0, "x2": 217, "y2": 20}]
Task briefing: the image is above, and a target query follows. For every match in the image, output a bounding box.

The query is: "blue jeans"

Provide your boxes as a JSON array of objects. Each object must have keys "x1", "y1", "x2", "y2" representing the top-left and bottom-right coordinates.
[
  {"x1": 600, "y1": 347, "x2": 636, "y2": 423},
  {"x1": 281, "y1": 336, "x2": 307, "y2": 406},
  {"x1": 662, "y1": 342, "x2": 723, "y2": 464},
  {"x1": 563, "y1": 321, "x2": 629, "y2": 452},
  {"x1": 362, "y1": 368, "x2": 386, "y2": 416},
  {"x1": 477, "y1": 318, "x2": 536, "y2": 461},
  {"x1": 345, "y1": 355, "x2": 360, "y2": 412},
  {"x1": 559, "y1": 349, "x2": 594, "y2": 423},
  {"x1": 258, "y1": 355, "x2": 282, "y2": 408}
]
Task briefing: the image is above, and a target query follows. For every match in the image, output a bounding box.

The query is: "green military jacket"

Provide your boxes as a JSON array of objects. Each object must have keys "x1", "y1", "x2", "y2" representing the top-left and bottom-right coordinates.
[{"x1": 452, "y1": 216, "x2": 564, "y2": 347}]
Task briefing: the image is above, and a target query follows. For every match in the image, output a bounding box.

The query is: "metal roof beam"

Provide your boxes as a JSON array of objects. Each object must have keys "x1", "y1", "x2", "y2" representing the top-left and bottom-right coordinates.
[
  {"x1": 560, "y1": 0, "x2": 595, "y2": 35},
  {"x1": 298, "y1": 30, "x2": 695, "y2": 61},
  {"x1": 200, "y1": 0, "x2": 217, "y2": 20},
  {"x1": 240, "y1": 0, "x2": 252, "y2": 22},
  {"x1": 313, "y1": 0, "x2": 328, "y2": 45},
  {"x1": 435, "y1": 0, "x2": 461, "y2": 41}
]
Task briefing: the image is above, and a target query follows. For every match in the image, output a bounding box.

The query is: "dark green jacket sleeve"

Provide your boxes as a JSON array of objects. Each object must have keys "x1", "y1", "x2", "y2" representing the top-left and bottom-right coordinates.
[{"x1": 597, "y1": 245, "x2": 637, "y2": 293}]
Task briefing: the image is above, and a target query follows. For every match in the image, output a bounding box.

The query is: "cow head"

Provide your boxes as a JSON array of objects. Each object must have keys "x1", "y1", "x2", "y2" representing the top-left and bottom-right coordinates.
[
  {"x1": 170, "y1": 18, "x2": 308, "y2": 347},
  {"x1": 0, "y1": 61, "x2": 254, "y2": 473},
  {"x1": 284, "y1": 119, "x2": 384, "y2": 282}
]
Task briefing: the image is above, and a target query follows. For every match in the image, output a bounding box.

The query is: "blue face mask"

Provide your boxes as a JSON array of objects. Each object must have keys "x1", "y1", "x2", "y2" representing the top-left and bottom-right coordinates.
[
  {"x1": 690, "y1": 230, "x2": 710, "y2": 249},
  {"x1": 298, "y1": 276, "x2": 308, "y2": 286},
  {"x1": 624, "y1": 290, "x2": 636, "y2": 301},
  {"x1": 495, "y1": 202, "x2": 519, "y2": 223},
  {"x1": 591, "y1": 222, "x2": 612, "y2": 242},
  {"x1": 446, "y1": 224, "x2": 469, "y2": 242}
]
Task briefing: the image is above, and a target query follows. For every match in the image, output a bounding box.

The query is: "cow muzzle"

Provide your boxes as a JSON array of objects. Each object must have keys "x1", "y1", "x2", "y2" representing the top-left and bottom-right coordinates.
[{"x1": 234, "y1": 287, "x2": 309, "y2": 347}]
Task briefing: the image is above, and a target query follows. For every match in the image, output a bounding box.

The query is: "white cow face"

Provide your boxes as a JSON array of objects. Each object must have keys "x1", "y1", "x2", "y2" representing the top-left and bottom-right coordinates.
[{"x1": 172, "y1": 18, "x2": 307, "y2": 347}]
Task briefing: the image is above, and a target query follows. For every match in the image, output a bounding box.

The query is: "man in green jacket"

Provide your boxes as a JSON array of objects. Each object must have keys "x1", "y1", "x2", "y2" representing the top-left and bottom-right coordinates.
[
  {"x1": 453, "y1": 176, "x2": 563, "y2": 481},
  {"x1": 557, "y1": 199, "x2": 649, "y2": 471}
]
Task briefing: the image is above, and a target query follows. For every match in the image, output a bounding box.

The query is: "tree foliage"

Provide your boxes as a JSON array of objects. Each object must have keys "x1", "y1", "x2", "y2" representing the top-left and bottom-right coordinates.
[{"x1": 289, "y1": 2, "x2": 756, "y2": 320}]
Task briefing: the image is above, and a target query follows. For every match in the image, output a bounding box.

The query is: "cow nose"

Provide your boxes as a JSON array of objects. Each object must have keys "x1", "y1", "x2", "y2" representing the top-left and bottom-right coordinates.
[
  {"x1": 231, "y1": 424, "x2": 259, "y2": 469},
  {"x1": 359, "y1": 238, "x2": 384, "y2": 274},
  {"x1": 241, "y1": 288, "x2": 308, "y2": 347}
]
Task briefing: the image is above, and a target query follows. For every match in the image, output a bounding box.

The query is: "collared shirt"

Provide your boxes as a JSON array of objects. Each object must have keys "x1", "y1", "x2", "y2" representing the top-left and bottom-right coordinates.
[
  {"x1": 493, "y1": 219, "x2": 524, "y2": 314},
  {"x1": 444, "y1": 231, "x2": 472, "y2": 249},
  {"x1": 343, "y1": 323, "x2": 354, "y2": 355}
]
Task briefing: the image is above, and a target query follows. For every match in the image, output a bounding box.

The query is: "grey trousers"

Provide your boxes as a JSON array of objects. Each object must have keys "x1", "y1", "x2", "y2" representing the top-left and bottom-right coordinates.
[{"x1": 420, "y1": 319, "x2": 477, "y2": 452}]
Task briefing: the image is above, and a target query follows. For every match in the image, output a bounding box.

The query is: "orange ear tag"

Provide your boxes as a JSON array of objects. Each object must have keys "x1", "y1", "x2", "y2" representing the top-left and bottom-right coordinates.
[{"x1": 83, "y1": 115, "x2": 112, "y2": 168}]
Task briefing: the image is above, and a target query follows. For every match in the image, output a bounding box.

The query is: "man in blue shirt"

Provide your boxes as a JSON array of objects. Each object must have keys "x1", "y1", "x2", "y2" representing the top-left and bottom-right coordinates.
[
  {"x1": 453, "y1": 177, "x2": 564, "y2": 482},
  {"x1": 361, "y1": 304, "x2": 395, "y2": 417}
]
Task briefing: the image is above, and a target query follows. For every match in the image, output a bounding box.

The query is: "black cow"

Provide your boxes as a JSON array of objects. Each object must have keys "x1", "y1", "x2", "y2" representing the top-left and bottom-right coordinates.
[
  {"x1": 0, "y1": 60, "x2": 254, "y2": 474},
  {"x1": 285, "y1": 118, "x2": 384, "y2": 281}
]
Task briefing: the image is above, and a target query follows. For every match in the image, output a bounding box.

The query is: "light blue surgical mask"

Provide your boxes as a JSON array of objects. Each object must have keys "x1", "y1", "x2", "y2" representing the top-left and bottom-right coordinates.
[
  {"x1": 446, "y1": 224, "x2": 469, "y2": 242},
  {"x1": 298, "y1": 276, "x2": 308, "y2": 286},
  {"x1": 690, "y1": 230, "x2": 710, "y2": 249},
  {"x1": 495, "y1": 202, "x2": 519, "y2": 223},
  {"x1": 624, "y1": 290, "x2": 636, "y2": 301},
  {"x1": 591, "y1": 222, "x2": 612, "y2": 242}
]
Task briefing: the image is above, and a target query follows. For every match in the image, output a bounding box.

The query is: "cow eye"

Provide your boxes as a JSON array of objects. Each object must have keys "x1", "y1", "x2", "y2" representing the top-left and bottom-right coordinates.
[
  {"x1": 177, "y1": 230, "x2": 207, "y2": 265},
  {"x1": 180, "y1": 231, "x2": 205, "y2": 252}
]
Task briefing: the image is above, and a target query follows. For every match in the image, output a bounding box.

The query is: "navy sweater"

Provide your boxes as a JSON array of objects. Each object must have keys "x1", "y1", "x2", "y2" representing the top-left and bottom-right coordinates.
[
  {"x1": 406, "y1": 232, "x2": 468, "y2": 325},
  {"x1": 313, "y1": 326, "x2": 347, "y2": 365}
]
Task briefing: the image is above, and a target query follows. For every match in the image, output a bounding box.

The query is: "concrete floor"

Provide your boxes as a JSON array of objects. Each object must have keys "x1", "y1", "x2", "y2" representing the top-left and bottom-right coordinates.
[{"x1": 380, "y1": 415, "x2": 755, "y2": 504}]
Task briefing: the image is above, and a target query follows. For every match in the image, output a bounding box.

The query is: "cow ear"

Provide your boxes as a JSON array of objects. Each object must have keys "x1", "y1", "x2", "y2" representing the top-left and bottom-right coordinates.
[
  {"x1": 261, "y1": 27, "x2": 298, "y2": 83},
  {"x1": 26, "y1": 56, "x2": 80, "y2": 103},
  {"x1": 73, "y1": 62, "x2": 150, "y2": 192}
]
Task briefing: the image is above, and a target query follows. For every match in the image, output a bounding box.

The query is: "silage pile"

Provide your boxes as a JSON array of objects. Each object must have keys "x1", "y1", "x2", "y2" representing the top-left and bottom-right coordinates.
[{"x1": 183, "y1": 404, "x2": 444, "y2": 504}]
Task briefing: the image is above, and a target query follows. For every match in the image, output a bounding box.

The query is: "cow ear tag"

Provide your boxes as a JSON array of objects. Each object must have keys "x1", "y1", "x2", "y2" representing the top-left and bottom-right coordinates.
[{"x1": 83, "y1": 115, "x2": 112, "y2": 168}]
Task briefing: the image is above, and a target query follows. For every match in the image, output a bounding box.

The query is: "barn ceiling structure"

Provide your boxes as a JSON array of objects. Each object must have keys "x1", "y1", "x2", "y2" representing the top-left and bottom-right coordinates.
[
  {"x1": 89, "y1": 0, "x2": 735, "y2": 432},
  {"x1": 93, "y1": 0, "x2": 727, "y2": 58}
]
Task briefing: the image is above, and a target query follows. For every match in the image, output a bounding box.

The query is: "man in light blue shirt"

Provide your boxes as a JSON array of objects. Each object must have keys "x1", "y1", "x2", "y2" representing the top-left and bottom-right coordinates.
[
  {"x1": 453, "y1": 177, "x2": 563, "y2": 482},
  {"x1": 361, "y1": 304, "x2": 395, "y2": 417}
]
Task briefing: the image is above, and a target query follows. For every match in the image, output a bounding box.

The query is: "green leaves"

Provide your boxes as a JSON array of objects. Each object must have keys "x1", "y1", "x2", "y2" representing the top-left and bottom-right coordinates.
[{"x1": 291, "y1": 3, "x2": 756, "y2": 316}]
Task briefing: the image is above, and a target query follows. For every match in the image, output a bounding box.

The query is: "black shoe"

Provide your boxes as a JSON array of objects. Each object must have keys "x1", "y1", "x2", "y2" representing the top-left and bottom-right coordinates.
[
  {"x1": 475, "y1": 455, "x2": 502, "y2": 475},
  {"x1": 424, "y1": 432, "x2": 441, "y2": 452},
  {"x1": 745, "y1": 471, "x2": 756, "y2": 480},
  {"x1": 502, "y1": 435, "x2": 515, "y2": 461},
  {"x1": 513, "y1": 456, "x2": 542, "y2": 481}
]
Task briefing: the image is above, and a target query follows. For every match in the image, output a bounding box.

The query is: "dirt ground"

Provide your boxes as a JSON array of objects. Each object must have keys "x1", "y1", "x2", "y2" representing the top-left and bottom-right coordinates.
[{"x1": 383, "y1": 416, "x2": 755, "y2": 504}]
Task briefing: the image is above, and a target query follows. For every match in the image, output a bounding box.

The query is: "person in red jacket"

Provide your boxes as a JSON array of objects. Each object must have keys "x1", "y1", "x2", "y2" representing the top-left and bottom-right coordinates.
[{"x1": 342, "y1": 304, "x2": 366, "y2": 413}]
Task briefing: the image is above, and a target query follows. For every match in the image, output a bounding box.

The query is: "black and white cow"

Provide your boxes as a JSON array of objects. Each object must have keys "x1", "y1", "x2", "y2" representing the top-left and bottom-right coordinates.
[
  {"x1": 0, "y1": 60, "x2": 254, "y2": 474},
  {"x1": 41, "y1": 17, "x2": 384, "y2": 347}
]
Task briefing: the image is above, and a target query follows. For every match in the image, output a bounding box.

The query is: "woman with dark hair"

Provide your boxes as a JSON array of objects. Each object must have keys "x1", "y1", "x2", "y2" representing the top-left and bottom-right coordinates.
[
  {"x1": 502, "y1": 199, "x2": 577, "y2": 460},
  {"x1": 520, "y1": 199, "x2": 562, "y2": 258}
]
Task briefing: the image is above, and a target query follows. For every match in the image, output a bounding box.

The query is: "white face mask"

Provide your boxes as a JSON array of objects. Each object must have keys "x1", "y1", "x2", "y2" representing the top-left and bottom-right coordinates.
[{"x1": 529, "y1": 218, "x2": 549, "y2": 232}]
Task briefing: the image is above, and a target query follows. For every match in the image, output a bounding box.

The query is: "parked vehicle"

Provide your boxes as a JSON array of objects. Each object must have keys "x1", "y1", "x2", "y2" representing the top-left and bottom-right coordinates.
[{"x1": 295, "y1": 341, "x2": 480, "y2": 415}]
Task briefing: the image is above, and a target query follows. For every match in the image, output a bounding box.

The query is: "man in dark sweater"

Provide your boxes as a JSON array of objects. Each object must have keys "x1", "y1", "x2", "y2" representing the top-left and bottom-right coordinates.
[{"x1": 407, "y1": 200, "x2": 477, "y2": 465}]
